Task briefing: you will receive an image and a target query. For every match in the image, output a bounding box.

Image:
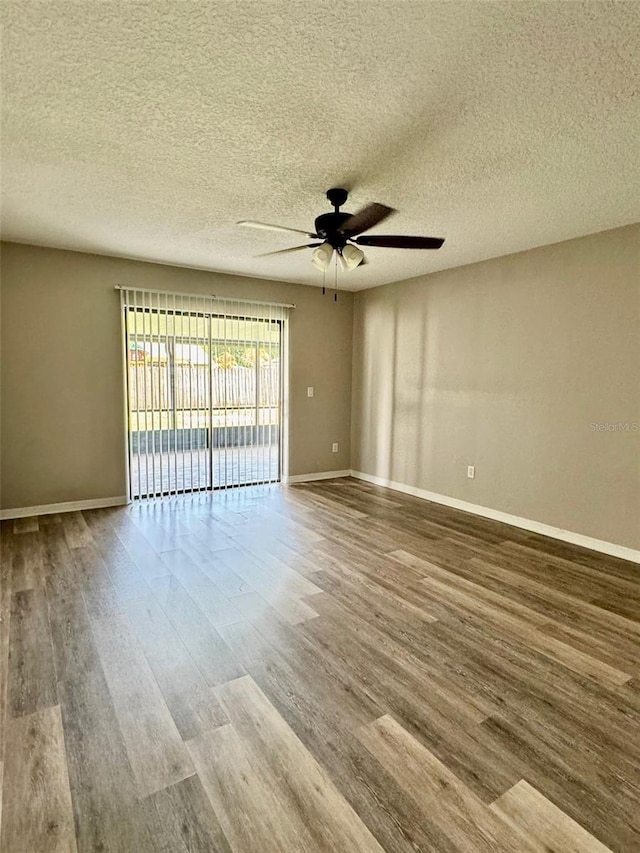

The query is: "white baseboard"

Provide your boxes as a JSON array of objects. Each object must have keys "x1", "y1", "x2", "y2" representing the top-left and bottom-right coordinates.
[
  {"x1": 0, "y1": 495, "x2": 128, "y2": 521},
  {"x1": 284, "y1": 470, "x2": 351, "y2": 485},
  {"x1": 350, "y1": 470, "x2": 640, "y2": 564}
]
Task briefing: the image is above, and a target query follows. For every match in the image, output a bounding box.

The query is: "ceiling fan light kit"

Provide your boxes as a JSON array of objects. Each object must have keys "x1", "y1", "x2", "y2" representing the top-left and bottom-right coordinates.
[
  {"x1": 340, "y1": 243, "x2": 365, "y2": 270},
  {"x1": 238, "y1": 188, "x2": 445, "y2": 291},
  {"x1": 311, "y1": 242, "x2": 334, "y2": 271}
]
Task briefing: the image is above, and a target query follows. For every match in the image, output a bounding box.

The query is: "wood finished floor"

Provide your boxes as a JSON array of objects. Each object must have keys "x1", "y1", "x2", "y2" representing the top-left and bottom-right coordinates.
[{"x1": 1, "y1": 478, "x2": 639, "y2": 852}]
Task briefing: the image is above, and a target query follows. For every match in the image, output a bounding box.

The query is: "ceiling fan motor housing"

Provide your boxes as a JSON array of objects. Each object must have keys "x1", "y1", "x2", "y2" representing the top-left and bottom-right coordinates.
[{"x1": 314, "y1": 212, "x2": 352, "y2": 248}]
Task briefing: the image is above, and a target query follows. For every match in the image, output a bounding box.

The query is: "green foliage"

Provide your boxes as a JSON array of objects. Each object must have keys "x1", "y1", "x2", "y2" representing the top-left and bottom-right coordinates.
[{"x1": 213, "y1": 346, "x2": 275, "y2": 369}]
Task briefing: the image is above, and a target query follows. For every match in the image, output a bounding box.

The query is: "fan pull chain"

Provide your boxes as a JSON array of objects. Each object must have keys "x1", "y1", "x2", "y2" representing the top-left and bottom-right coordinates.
[
  {"x1": 322, "y1": 268, "x2": 326, "y2": 296},
  {"x1": 334, "y1": 252, "x2": 338, "y2": 302}
]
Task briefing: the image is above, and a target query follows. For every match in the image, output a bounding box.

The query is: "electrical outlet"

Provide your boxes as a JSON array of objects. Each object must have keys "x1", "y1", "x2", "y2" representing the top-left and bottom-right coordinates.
[
  {"x1": 467, "y1": 465, "x2": 475, "y2": 479},
  {"x1": 307, "y1": 386, "x2": 314, "y2": 397},
  {"x1": 332, "y1": 442, "x2": 339, "y2": 453}
]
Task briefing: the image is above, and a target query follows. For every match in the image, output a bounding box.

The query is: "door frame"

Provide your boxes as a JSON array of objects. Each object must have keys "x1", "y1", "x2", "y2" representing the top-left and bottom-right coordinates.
[{"x1": 122, "y1": 302, "x2": 288, "y2": 500}]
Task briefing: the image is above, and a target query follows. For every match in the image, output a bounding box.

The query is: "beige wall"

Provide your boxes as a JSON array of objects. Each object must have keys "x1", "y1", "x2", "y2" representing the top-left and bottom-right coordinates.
[
  {"x1": 0, "y1": 243, "x2": 353, "y2": 509},
  {"x1": 352, "y1": 224, "x2": 640, "y2": 550},
  {"x1": 3, "y1": 227, "x2": 638, "y2": 551}
]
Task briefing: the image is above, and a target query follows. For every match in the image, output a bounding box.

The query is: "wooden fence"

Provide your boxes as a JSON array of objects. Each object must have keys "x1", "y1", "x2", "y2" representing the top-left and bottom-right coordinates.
[{"x1": 128, "y1": 364, "x2": 280, "y2": 411}]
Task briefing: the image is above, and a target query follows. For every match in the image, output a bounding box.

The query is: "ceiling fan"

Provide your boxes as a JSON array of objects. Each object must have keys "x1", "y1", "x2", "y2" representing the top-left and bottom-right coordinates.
[{"x1": 238, "y1": 188, "x2": 444, "y2": 271}]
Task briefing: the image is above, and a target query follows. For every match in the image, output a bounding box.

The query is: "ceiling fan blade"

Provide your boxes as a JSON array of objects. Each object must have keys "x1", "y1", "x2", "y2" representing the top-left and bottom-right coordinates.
[
  {"x1": 257, "y1": 243, "x2": 321, "y2": 257},
  {"x1": 338, "y1": 203, "x2": 395, "y2": 237},
  {"x1": 238, "y1": 220, "x2": 318, "y2": 238},
  {"x1": 354, "y1": 235, "x2": 445, "y2": 249}
]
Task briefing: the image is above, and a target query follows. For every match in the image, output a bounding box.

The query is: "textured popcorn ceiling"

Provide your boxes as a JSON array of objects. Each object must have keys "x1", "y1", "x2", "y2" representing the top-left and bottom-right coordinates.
[{"x1": 1, "y1": 2, "x2": 639, "y2": 290}]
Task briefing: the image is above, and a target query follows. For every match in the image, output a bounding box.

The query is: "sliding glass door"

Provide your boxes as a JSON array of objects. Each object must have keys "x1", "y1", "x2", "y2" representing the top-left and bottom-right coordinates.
[
  {"x1": 209, "y1": 316, "x2": 281, "y2": 489},
  {"x1": 124, "y1": 297, "x2": 283, "y2": 499}
]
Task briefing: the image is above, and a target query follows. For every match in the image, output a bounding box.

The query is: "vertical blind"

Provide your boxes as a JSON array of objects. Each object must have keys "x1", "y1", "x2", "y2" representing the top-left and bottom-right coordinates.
[{"x1": 118, "y1": 287, "x2": 292, "y2": 499}]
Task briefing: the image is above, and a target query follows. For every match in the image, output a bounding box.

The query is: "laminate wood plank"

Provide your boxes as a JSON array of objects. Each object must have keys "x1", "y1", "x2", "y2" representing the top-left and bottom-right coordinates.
[
  {"x1": 111, "y1": 518, "x2": 171, "y2": 579},
  {"x1": 312, "y1": 529, "x2": 432, "y2": 587},
  {"x1": 310, "y1": 539, "x2": 443, "y2": 622},
  {"x1": 187, "y1": 722, "x2": 317, "y2": 853},
  {"x1": 316, "y1": 478, "x2": 405, "y2": 511},
  {"x1": 319, "y1": 548, "x2": 639, "y2": 758},
  {"x1": 148, "y1": 573, "x2": 246, "y2": 687},
  {"x1": 387, "y1": 530, "x2": 498, "y2": 577},
  {"x1": 90, "y1": 613, "x2": 194, "y2": 797},
  {"x1": 539, "y1": 618, "x2": 640, "y2": 676},
  {"x1": 412, "y1": 568, "x2": 640, "y2": 714},
  {"x1": 222, "y1": 541, "x2": 323, "y2": 599},
  {"x1": 258, "y1": 536, "x2": 327, "y2": 577},
  {"x1": 182, "y1": 514, "x2": 235, "y2": 550},
  {"x1": 490, "y1": 779, "x2": 611, "y2": 853},
  {"x1": 9, "y1": 530, "x2": 42, "y2": 592},
  {"x1": 389, "y1": 549, "x2": 632, "y2": 687},
  {"x1": 294, "y1": 485, "x2": 369, "y2": 520},
  {"x1": 37, "y1": 512, "x2": 63, "y2": 527},
  {"x1": 274, "y1": 511, "x2": 327, "y2": 545},
  {"x1": 314, "y1": 576, "x2": 640, "y2": 817},
  {"x1": 300, "y1": 595, "x2": 519, "y2": 802},
  {"x1": 469, "y1": 543, "x2": 606, "y2": 603},
  {"x1": 282, "y1": 486, "x2": 367, "y2": 524},
  {"x1": 330, "y1": 481, "x2": 524, "y2": 546},
  {"x1": 272, "y1": 491, "x2": 343, "y2": 537},
  {"x1": 462, "y1": 555, "x2": 640, "y2": 670},
  {"x1": 60, "y1": 511, "x2": 92, "y2": 550},
  {"x1": 306, "y1": 590, "x2": 494, "y2": 724},
  {"x1": 143, "y1": 773, "x2": 232, "y2": 853},
  {"x1": 8, "y1": 586, "x2": 58, "y2": 717},
  {"x1": 45, "y1": 545, "x2": 157, "y2": 853},
  {"x1": 231, "y1": 597, "x2": 385, "y2": 729},
  {"x1": 82, "y1": 509, "x2": 154, "y2": 601},
  {"x1": 178, "y1": 540, "x2": 253, "y2": 596},
  {"x1": 322, "y1": 490, "x2": 454, "y2": 546},
  {"x1": 217, "y1": 620, "x2": 461, "y2": 853},
  {"x1": 589, "y1": 593, "x2": 640, "y2": 622},
  {"x1": 272, "y1": 527, "x2": 328, "y2": 556},
  {"x1": 159, "y1": 548, "x2": 244, "y2": 629},
  {"x1": 121, "y1": 595, "x2": 228, "y2": 738},
  {"x1": 212, "y1": 675, "x2": 386, "y2": 852},
  {"x1": 488, "y1": 698, "x2": 640, "y2": 820},
  {"x1": 70, "y1": 543, "x2": 122, "y2": 619},
  {"x1": 168, "y1": 500, "x2": 235, "y2": 545},
  {"x1": 468, "y1": 556, "x2": 640, "y2": 641},
  {"x1": 356, "y1": 713, "x2": 541, "y2": 853},
  {"x1": 317, "y1": 513, "x2": 406, "y2": 557},
  {"x1": 12, "y1": 516, "x2": 39, "y2": 534},
  {"x1": 228, "y1": 589, "x2": 279, "y2": 622},
  {"x1": 263, "y1": 586, "x2": 321, "y2": 624},
  {"x1": 0, "y1": 760, "x2": 4, "y2": 842},
  {"x1": 422, "y1": 604, "x2": 640, "y2": 767},
  {"x1": 308, "y1": 564, "x2": 442, "y2": 661},
  {"x1": 0, "y1": 531, "x2": 12, "y2": 759},
  {"x1": 481, "y1": 714, "x2": 640, "y2": 851},
  {"x1": 1, "y1": 705, "x2": 77, "y2": 853},
  {"x1": 127, "y1": 506, "x2": 191, "y2": 554},
  {"x1": 432, "y1": 575, "x2": 631, "y2": 687},
  {"x1": 506, "y1": 532, "x2": 640, "y2": 582},
  {"x1": 500, "y1": 540, "x2": 640, "y2": 605},
  {"x1": 242, "y1": 540, "x2": 325, "y2": 596}
]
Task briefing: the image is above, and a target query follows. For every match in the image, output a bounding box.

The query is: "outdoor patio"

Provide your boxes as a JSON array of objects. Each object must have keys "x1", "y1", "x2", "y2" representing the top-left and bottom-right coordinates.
[{"x1": 129, "y1": 442, "x2": 280, "y2": 496}]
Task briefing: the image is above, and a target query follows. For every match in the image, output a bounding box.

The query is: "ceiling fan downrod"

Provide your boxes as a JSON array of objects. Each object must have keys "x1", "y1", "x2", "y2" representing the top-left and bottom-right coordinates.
[{"x1": 326, "y1": 187, "x2": 349, "y2": 212}]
